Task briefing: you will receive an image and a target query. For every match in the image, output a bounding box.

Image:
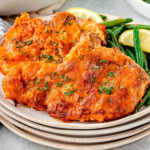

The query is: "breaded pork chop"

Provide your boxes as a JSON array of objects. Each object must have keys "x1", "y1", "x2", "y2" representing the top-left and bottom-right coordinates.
[
  {"x1": 0, "y1": 12, "x2": 106, "y2": 75},
  {"x1": 2, "y1": 32, "x2": 150, "y2": 122}
]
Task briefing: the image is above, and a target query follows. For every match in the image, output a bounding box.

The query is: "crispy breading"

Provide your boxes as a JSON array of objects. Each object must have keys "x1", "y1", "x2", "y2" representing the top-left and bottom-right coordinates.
[
  {"x1": 0, "y1": 12, "x2": 106, "y2": 75},
  {"x1": 2, "y1": 32, "x2": 150, "y2": 122}
]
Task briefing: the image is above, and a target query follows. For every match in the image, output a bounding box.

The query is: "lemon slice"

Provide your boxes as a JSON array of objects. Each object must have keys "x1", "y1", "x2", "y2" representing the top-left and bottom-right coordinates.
[
  {"x1": 118, "y1": 29, "x2": 150, "y2": 53},
  {"x1": 66, "y1": 8, "x2": 103, "y2": 23}
]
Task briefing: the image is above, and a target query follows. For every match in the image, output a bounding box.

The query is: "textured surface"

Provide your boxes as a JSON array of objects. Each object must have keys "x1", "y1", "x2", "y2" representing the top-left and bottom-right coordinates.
[{"x1": 0, "y1": 0, "x2": 150, "y2": 149}]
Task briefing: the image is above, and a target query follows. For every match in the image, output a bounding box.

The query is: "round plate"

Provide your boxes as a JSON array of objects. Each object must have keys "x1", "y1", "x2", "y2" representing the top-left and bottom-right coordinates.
[
  {"x1": 0, "y1": 115, "x2": 150, "y2": 150},
  {"x1": 0, "y1": 104, "x2": 150, "y2": 137},
  {"x1": 0, "y1": 108, "x2": 149, "y2": 144},
  {"x1": 0, "y1": 14, "x2": 149, "y2": 129}
]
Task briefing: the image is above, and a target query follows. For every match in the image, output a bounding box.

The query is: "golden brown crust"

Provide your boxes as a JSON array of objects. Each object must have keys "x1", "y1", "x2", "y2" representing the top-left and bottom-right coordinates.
[{"x1": 1, "y1": 12, "x2": 150, "y2": 122}]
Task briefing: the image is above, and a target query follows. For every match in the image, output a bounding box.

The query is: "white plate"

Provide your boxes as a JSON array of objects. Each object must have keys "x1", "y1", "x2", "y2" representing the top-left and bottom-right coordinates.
[
  {"x1": 0, "y1": 115, "x2": 150, "y2": 150},
  {"x1": 127, "y1": 0, "x2": 150, "y2": 19},
  {"x1": 0, "y1": 109, "x2": 150, "y2": 144},
  {"x1": 0, "y1": 14, "x2": 149, "y2": 130},
  {"x1": 0, "y1": 104, "x2": 150, "y2": 137}
]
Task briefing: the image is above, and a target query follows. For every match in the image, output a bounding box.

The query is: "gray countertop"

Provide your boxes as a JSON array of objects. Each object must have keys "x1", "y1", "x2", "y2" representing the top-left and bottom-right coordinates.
[{"x1": 0, "y1": 0, "x2": 150, "y2": 150}]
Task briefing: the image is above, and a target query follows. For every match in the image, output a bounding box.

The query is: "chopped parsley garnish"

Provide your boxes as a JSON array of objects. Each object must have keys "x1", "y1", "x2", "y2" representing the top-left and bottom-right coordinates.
[
  {"x1": 69, "y1": 84, "x2": 73, "y2": 87},
  {"x1": 109, "y1": 71, "x2": 115, "y2": 77},
  {"x1": 56, "y1": 48, "x2": 59, "y2": 50},
  {"x1": 94, "y1": 66, "x2": 99, "y2": 70},
  {"x1": 37, "y1": 88, "x2": 41, "y2": 90},
  {"x1": 68, "y1": 22, "x2": 72, "y2": 25},
  {"x1": 12, "y1": 38, "x2": 15, "y2": 41},
  {"x1": 45, "y1": 55, "x2": 54, "y2": 61},
  {"x1": 55, "y1": 82, "x2": 63, "y2": 87},
  {"x1": 72, "y1": 40, "x2": 75, "y2": 43},
  {"x1": 50, "y1": 41, "x2": 55, "y2": 46},
  {"x1": 99, "y1": 86, "x2": 114, "y2": 94},
  {"x1": 90, "y1": 75, "x2": 95, "y2": 82},
  {"x1": 56, "y1": 31, "x2": 60, "y2": 33},
  {"x1": 26, "y1": 54, "x2": 29, "y2": 57},
  {"x1": 52, "y1": 72, "x2": 57, "y2": 77},
  {"x1": 42, "y1": 81, "x2": 49, "y2": 91},
  {"x1": 44, "y1": 29, "x2": 49, "y2": 33},
  {"x1": 50, "y1": 29, "x2": 52, "y2": 32},
  {"x1": 65, "y1": 76, "x2": 69, "y2": 82},
  {"x1": 36, "y1": 79, "x2": 41, "y2": 85},
  {"x1": 103, "y1": 82, "x2": 107, "y2": 85},
  {"x1": 61, "y1": 74, "x2": 64, "y2": 78},
  {"x1": 4, "y1": 57, "x2": 7, "y2": 61},
  {"x1": 81, "y1": 28, "x2": 84, "y2": 31},
  {"x1": 100, "y1": 60, "x2": 107, "y2": 64},
  {"x1": 15, "y1": 41, "x2": 18, "y2": 44},
  {"x1": 64, "y1": 89, "x2": 78, "y2": 96},
  {"x1": 22, "y1": 51, "x2": 26, "y2": 55},
  {"x1": 28, "y1": 41, "x2": 32, "y2": 45},
  {"x1": 120, "y1": 86, "x2": 124, "y2": 89},
  {"x1": 110, "y1": 99, "x2": 114, "y2": 103}
]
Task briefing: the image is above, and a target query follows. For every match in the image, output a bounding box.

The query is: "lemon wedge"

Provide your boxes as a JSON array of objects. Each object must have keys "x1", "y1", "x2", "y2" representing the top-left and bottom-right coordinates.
[
  {"x1": 66, "y1": 8, "x2": 103, "y2": 23},
  {"x1": 118, "y1": 29, "x2": 150, "y2": 53}
]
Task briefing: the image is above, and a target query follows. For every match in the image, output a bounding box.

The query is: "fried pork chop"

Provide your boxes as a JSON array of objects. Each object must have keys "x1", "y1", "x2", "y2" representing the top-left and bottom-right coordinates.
[
  {"x1": 0, "y1": 12, "x2": 106, "y2": 75},
  {"x1": 2, "y1": 32, "x2": 150, "y2": 122}
]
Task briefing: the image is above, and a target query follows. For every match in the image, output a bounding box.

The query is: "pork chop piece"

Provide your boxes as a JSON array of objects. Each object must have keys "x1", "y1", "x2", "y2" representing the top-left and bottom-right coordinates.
[
  {"x1": 0, "y1": 12, "x2": 106, "y2": 75},
  {"x1": 2, "y1": 32, "x2": 150, "y2": 122}
]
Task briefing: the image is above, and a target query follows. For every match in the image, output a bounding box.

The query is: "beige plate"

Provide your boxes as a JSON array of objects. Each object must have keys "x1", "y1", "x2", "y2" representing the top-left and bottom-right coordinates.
[
  {"x1": 0, "y1": 108, "x2": 150, "y2": 144},
  {"x1": 0, "y1": 115, "x2": 150, "y2": 150},
  {"x1": 0, "y1": 104, "x2": 150, "y2": 137},
  {"x1": 0, "y1": 14, "x2": 149, "y2": 130}
]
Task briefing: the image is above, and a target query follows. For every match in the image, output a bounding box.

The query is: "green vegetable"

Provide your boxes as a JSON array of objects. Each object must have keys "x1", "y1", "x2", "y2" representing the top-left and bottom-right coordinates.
[
  {"x1": 145, "y1": 97, "x2": 150, "y2": 105},
  {"x1": 100, "y1": 60, "x2": 107, "y2": 63},
  {"x1": 99, "y1": 86, "x2": 114, "y2": 94},
  {"x1": 90, "y1": 75, "x2": 95, "y2": 82},
  {"x1": 64, "y1": 89, "x2": 78, "y2": 96},
  {"x1": 108, "y1": 31, "x2": 126, "y2": 53},
  {"x1": 109, "y1": 71, "x2": 115, "y2": 77},
  {"x1": 148, "y1": 71, "x2": 150, "y2": 77},
  {"x1": 134, "y1": 87, "x2": 150, "y2": 113},
  {"x1": 125, "y1": 24, "x2": 150, "y2": 30},
  {"x1": 126, "y1": 48, "x2": 136, "y2": 62},
  {"x1": 133, "y1": 26, "x2": 144, "y2": 68},
  {"x1": 143, "y1": 0, "x2": 150, "y2": 4},
  {"x1": 143, "y1": 52, "x2": 149, "y2": 72},
  {"x1": 107, "y1": 40, "x2": 118, "y2": 49},
  {"x1": 99, "y1": 14, "x2": 107, "y2": 20},
  {"x1": 102, "y1": 18, "x2": 133, "y2": 28},
  {"x1": 112, "y1": 24, "x2": 124, "y2": 37},
  {"x1": 52, "y1": 72, "x2": 57, "y2": 77},
  {"x1": 55, "y1": 82, "x2": 63, "y2": 87}
]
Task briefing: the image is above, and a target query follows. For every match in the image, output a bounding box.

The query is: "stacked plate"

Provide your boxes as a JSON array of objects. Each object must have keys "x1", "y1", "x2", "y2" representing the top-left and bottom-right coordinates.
[
  {"x1": 0, "y1": 14, "x2": 150, "y2": 150},
  {"x1": 0, "y1": 93, "x2": 150, "y2": 150}
]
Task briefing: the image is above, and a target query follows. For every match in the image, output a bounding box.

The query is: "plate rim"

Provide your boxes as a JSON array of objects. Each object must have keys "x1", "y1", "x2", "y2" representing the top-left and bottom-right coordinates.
[
  {"x1": 0, "y1": 103, "x2": 150, "y2": 136},
  {"x1": 0, "y1": 108, "x2": 150, "y2": 144},
  {"x1": 0, "y1": 114, "x2": 150, "y2": 150}
]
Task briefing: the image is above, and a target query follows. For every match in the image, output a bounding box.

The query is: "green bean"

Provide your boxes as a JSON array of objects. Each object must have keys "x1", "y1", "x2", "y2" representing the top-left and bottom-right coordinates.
[
  {"x1": 148, "y1": 71, "x2": 150, "y2": 77},
  {"x1": 107, "y1": 40, "x2": 118, "y2": 49},
  {"x1": 134, "y1": 87, "x2": 150, "y2": 113},
  {"x1": 99, "y1": 14, "x2": 107, "y2": 20},
  {"x1": 143, "y1": 52, "x2": 149, "y2": 72},
  {"x1": 145, "y1": 97, "x2": 150, "y2": 106},
  {"x1": 125, "y1": 18, "x2": 133, "y2": 23},
  {"x1": 133, "y1": 26, "x2": 144, "y2": 68},
  {"x1": 125, "y1": 24, "x2": 150, "y2": 30},
  {"x1": 112, "y1": 24, "x2": 124, "y2": 37},
  {"x1": 126, "y1": 48, "x2": 136, "y2": 62},
  {"x1": 102, "y1": 18, "x2": 133, "y2": 28},
  {"x1": 108, "y1": 31, "x2": 126, "y2": 53}
]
